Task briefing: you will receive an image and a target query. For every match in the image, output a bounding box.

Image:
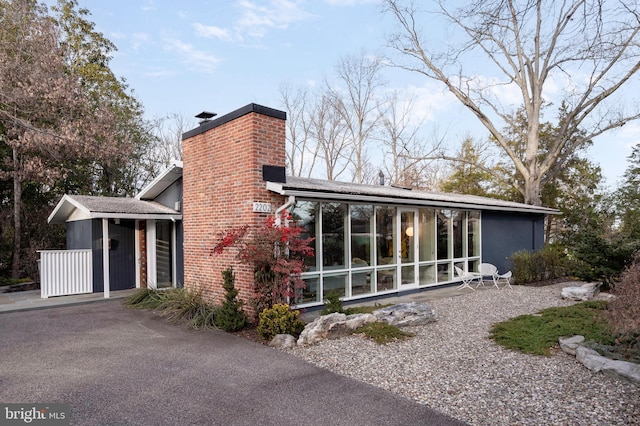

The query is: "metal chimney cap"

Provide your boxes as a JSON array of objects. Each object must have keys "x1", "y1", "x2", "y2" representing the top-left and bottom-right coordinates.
[{"x1": 195, "y1": 111, "x2": 217, "y2": 120}]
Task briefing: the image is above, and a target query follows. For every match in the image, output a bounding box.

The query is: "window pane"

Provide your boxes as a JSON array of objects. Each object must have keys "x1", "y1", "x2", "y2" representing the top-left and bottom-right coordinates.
[
  {"x1": 322, "y1": 202, "x2": 347, "y2": 270},
  {"x1": 437, "y1": 210, "x2": 450, "y2": 260},
  {"x1": 469, "y1": 258, "x2": 480, "y2": 274},
  {"x1": 377, "y1": 268, "x2": 396, "y2": 292},
  {"x1": 418, "y1": 209, "x2": 435, "y2": 261},
  {"x1": 437, "y1": 263, "x2": 451, "y2": 282},
  {"x1": 468, "y1": 211, "x2": 480, "y2": 257},
  {"x1": 323, "y1": 274, "x2": 347, "y2": 299},
  {"x1": 419, "y1": 264, "x2": 436, "y2": 285},
  {"x1": 298, "y1": 276, "x2": 319, "y2": 304},
  {"x1": 351, "y1": 271, "x2": 373, "y2": 296},
  {"x1": 291, "y1": 201, "x2": 318, "y2": 272},
  {"x1": 350, "y1": 204, "x2": 373, "y2": 267},
  {"x1": 376, "y1": 206, "x2": 396, "y2": 265},
  {"x1": 452, "y1": 210, "x2": 464, "y2": 258},
  {"x1": 400, "y1": 211, "x2": 415, "y2": 264},
  {"x1": 401, "y1": 265, "x2": 415, "y2": 285}
]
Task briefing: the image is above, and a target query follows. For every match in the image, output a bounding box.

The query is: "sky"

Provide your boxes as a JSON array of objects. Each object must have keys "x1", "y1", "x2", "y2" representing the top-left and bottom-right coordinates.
[{"x1": 70, "y1": 0, "x2": 638, "y2": 188}]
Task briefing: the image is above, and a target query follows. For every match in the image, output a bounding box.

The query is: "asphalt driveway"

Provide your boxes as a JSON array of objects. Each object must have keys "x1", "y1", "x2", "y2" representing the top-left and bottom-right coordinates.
[{"x1": 0, "y1": 300, "x2": 466, "y2": 425}]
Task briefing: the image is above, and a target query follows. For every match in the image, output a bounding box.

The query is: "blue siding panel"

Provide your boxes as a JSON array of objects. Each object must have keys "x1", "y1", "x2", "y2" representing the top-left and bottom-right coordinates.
[
  {"x1": 481, "y1": 211, "x2": 545, "y2": 273},
  {"x1": 92, "y1": 219, "x2": 104, "y2": 292},
  {"x1": 66, "y1": 220, "x2": 93, "y2": 250}
]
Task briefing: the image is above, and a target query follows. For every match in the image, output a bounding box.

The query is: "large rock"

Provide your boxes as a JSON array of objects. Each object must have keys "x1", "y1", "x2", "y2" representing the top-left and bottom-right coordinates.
[
  {"x1": 372, "y1": 302, "x2": 437, "y2": 327},
  {"x1": 559, "y1": 335, "x2": 585, "y2": 356},
  {"x1": 269, "y1": 334, "x2": 297, "y2": 350},
  {"x1": 573, "y1": 344, "x2": 640, "y2": 387},
  {"x1": 561, "y1": 282, "x2": 601, "y2": 301},
  {"x1": 297, "y1": 312, "x2": 377, "y2": 346}
]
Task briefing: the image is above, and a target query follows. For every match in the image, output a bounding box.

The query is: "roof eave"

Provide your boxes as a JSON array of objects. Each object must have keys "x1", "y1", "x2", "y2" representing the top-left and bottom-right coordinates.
[{"x1": 267, "y1": 182, "x2": 560, "y2": 215}]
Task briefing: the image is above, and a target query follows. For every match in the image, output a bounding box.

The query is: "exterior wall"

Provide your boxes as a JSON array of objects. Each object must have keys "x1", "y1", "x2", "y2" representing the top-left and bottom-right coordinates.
[
  {"x1": 149, "y1": 178, "x2": 185, "y2": 288},
  {"x1": 481, "y1": 211, "x2": 545, "y2": 273},
  {"x1": 182, "y1": 104, "x2": 286, "y2": 316},
  {"x1": 66, "y1": 220, "x2": 93, "y2": 250},
  {"x1": 154, "y1": 177, "x2": 183, "y2": 210},
  {"x1": 91, "y1": 219, "x2": 104, "y2": 292}
]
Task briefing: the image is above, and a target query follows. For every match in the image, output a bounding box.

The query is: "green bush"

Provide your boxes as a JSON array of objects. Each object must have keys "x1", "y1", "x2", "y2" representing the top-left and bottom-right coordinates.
[
  {"x1": 321, "y1": 290, "x2": 344, "y2": 315},
  {"x1": 124, "y1": 287, "x2": 217, "y2": 330},
  {"x1": 214, "y1": 268, "x2": 247, "y2": 332},
  {"x1": 257, "y1": 303, "x2": 305, "y2": 340},
  {"x1": 509, "y1": 244, "x2": 569, "y2": 284}
]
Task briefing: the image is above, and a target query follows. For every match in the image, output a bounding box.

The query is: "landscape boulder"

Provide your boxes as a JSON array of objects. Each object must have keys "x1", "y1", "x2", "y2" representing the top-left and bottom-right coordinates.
[
  {"x1": 558, "y1": 335, "x2": 585, "y2": 356},
  {"x1": 372, "y1": 302, "x2": 437, "y2": 327},
  {"x1": 297, "y1": 313, "x2": 377, "y2": 346},
  {"x1": 560, "y1": 335, "x2": 640, "y2": 387},
  {"x1": 269, "y1": 334, "x2": 297, "y2": 350},
  {"x1": 561, "y1": 282, "x2": 601, "y2": 301}
]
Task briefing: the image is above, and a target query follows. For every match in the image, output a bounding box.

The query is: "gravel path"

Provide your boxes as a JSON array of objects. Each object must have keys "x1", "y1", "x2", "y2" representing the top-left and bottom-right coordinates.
[{"x1": 288, "y1": 283, "x2": 640, "y2": 425}]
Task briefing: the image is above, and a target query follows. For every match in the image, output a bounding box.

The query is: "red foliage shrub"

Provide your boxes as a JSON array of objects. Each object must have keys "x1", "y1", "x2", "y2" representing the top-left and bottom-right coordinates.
[
  {"x1": 606, "y1": 252, "x2": 640, "y2": 340},
  {"x1": 211, "y1": 212, "x2": 314, "y2": 314}
]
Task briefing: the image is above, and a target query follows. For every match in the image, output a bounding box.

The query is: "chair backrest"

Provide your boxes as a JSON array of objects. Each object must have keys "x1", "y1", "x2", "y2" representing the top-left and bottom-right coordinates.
[
  {"x1": 501, "y1": 271, "x2": 512, "y2": 279},
  {"x1": 478, "y1": 263, "x2": 498, "y2": 275},
  {"x1": 454, "y1": 266, "x2": 466, "y2": 277}
]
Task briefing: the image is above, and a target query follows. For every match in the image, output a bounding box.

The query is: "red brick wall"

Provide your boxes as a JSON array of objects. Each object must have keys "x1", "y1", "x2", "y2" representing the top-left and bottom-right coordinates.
[{"x1": 182, "y1": 107, "x2": 286, "y2": 318}]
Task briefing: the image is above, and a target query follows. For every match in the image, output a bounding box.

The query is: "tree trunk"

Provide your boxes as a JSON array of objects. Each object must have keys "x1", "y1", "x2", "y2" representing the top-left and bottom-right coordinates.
[
  {"x1": 523, "y1": 175, "x2": 542, "y2": 206},
  {"x1": 11, "y1": 147, "x2": 22, "y2": 279}
]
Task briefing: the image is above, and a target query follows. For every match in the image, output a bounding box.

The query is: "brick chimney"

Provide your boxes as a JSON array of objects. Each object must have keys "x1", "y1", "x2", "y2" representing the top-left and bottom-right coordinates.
[{"x1": 181, "y1": 104, "x2": 286, "y2": 316}]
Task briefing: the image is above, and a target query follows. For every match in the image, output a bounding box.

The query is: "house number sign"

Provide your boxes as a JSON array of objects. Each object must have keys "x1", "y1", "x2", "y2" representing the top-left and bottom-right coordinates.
[{"x1": 253, "y1": 202, "x2": 272, "y2": 213}]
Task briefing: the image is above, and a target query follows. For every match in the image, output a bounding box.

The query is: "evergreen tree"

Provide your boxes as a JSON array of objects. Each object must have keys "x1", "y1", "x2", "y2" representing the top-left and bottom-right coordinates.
[{"x1": 214, "y1": 268, "x2": 247, "y2": 332}]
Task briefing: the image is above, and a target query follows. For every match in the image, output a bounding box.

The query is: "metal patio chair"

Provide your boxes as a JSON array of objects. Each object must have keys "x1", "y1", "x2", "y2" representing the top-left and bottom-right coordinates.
[
  {"x1": 454, "y1": 266, "x2": 479, "y2": 291},
  {"x1": 478, "y1": 263, "x2": 499, "y2": 289}
]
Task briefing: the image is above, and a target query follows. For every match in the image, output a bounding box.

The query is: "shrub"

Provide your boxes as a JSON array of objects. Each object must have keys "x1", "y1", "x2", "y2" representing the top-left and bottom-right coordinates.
[
  {"x1": 212, "y1": 212, "x2": 315, "y2": 315},
  {"x1": 257, "y1": 303, "x2": 305, "y2": 341},
  {"x1": 509, "y1": 244, "x2": 569, "y2": 284},
  {"x1": 321, "y1": 290, "x2": 344, "y2": 315},
  {"x1": 125, "y1": 288, "x2": 217, "y2": 330},
  {"x1": 214, "y1": 268, "x2": 247, "y2": 332},
  {"x1": 606, "y1": 252, "x2": 640, "y2": 359}
]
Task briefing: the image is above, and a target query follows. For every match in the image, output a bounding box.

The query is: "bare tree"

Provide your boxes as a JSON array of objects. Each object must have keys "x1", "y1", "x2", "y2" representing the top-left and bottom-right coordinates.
[
  {"x1": 279, "y1": 83, "x2": 319, "y2": 177},
  {"x1": 377, "y1": 90, "x2": 444, "y2": 189},
  {"x1": 385, "y1": 0, "x2": 640, "y2": 205},
  {"x1": 311, "y1": 93, "x2": 351, "y2": 181},
  {"x1": 330, "y1": 52, "x2": 386, "y2": 184}
]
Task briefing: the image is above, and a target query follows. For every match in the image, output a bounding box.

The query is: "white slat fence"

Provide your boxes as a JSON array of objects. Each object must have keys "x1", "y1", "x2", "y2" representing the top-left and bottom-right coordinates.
[{"x1": 38, "y1": 250, "x2": 93, "y2": 298}]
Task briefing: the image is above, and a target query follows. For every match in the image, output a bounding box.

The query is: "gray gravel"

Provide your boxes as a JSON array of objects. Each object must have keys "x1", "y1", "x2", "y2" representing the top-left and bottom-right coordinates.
[{"x1": 289, "y1": 283, "x2": 640, "y2": 425}]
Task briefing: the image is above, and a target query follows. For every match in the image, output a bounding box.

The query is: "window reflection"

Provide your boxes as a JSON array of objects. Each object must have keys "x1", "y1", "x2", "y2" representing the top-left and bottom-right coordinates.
[{"x1": 322, "y1": 203, "x2": 347, "y2": 270}]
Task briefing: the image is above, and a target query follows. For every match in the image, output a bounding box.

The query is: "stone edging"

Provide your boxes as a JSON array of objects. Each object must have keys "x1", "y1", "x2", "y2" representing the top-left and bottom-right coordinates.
[{"x1": 559, "y1": 335, "x2": 640, "y2": 387}]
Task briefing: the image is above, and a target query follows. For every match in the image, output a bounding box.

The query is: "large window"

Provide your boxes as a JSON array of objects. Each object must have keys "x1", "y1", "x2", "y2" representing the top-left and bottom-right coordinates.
[
  {"x1": 295, "y1": 201, "x2": 481, "y2": 307},
  {"x1": 351, "y1": 204, "x2": 373, "y2": 267},
  {"x1": 322, "y1": 203, "x2": 347, "y2": 270},
  {"x1": 291, "y1": 201, "x2": 319, "y2": 272}
]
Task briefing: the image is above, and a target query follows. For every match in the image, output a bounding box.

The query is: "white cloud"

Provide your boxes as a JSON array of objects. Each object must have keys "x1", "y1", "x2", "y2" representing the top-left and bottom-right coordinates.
[
  {"x1": 131, "y1": 32, "x2": 150, "y2": 52},
  {"x1": 323, "y1": 0, "x2": 378, "y2": 5},
  {"x1": 192, "y1": 23, "x2": 233, "y2": 41},
  {"x1": 235, "y1": 0, "x2": 313, "y2": 38},
  {"x1": 164, "y1": 39, "x2": 221, "y2": 73}
]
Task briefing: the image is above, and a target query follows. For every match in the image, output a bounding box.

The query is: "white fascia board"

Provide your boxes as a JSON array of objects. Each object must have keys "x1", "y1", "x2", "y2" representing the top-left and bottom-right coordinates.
[
  {"x1": 89, "y1": 213, "x2": 183, "y2": 221},
  {"x1": 47, "y1": 194, "x2": 92, "y2": 224},
  {"x1": 136, "y1": 163, "x2": 183, "y2": 200},
  {"x1": 273, "y1": 187, "x2": 559, "y2": 215}
]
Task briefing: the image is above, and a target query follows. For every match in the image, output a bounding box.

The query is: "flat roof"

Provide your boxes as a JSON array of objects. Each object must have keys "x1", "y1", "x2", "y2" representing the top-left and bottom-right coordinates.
[{"x1": 267, "y1": 176, "x2": 560, "y2": 215}]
